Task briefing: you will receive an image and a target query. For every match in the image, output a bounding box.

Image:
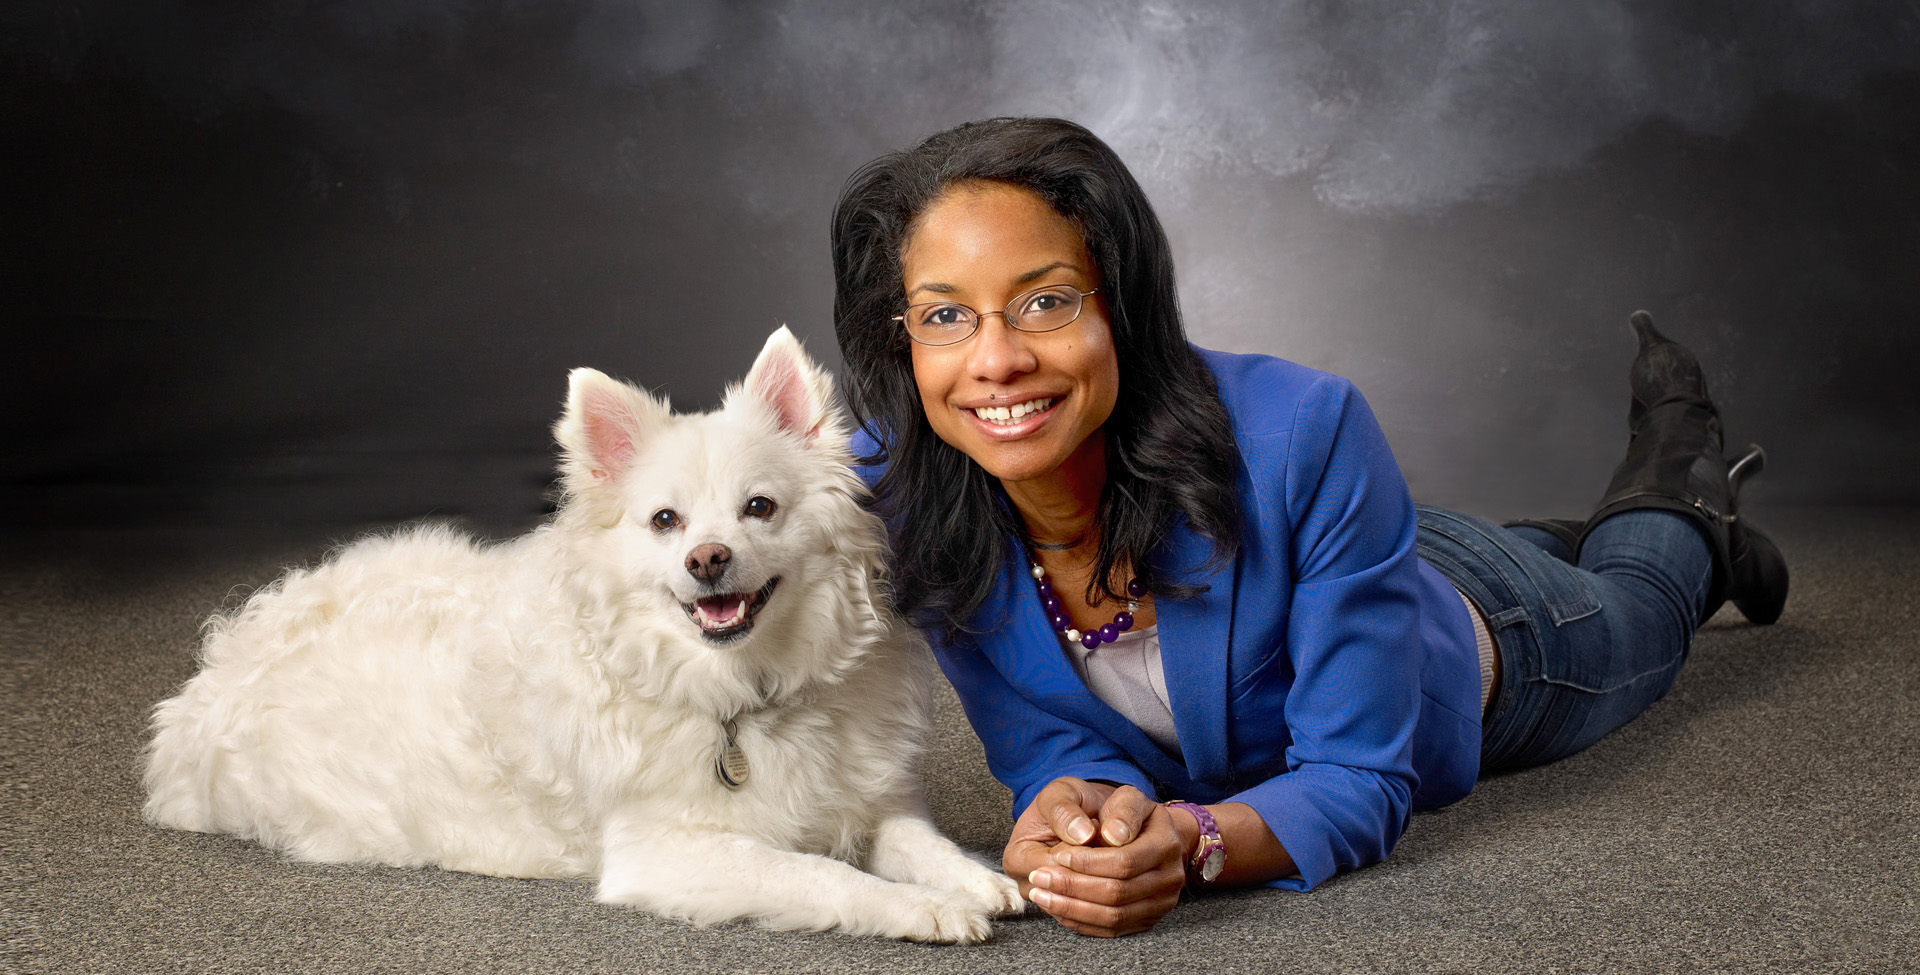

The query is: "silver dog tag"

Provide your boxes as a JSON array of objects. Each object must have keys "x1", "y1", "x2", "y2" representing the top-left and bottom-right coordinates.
[{"x1": 716, "y1": 719, "x2": 749, "y2": 789}]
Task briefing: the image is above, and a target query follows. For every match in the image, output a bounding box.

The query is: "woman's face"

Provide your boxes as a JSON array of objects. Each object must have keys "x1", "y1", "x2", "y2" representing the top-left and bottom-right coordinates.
[{"x1": 900, "y1": 181, "x2": 1119, "y2": 487}]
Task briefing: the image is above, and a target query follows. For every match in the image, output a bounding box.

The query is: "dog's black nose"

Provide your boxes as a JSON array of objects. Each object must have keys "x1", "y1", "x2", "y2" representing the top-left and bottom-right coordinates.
[{"x1": 685, "y1": 543, "x2": 732, "y2": 583}]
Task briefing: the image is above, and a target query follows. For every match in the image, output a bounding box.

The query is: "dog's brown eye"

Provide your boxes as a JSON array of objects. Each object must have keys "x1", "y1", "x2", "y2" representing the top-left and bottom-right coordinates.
[
  {"x1": 743, "y1": 496, "x2": 778, "y2": 520},
  {"x1": 650, "y1": 509, "x2": 679, "y2": 532}
]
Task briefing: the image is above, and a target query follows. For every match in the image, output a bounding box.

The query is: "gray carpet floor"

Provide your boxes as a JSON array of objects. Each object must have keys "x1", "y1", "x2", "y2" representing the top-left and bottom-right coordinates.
[{"x1": 6, "y1": 506, "x2": 1916, "y2": 974}]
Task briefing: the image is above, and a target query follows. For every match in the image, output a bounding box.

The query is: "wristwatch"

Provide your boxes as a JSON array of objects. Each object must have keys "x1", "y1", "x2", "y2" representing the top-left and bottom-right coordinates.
[{"x1": 1164, "y1": 800, "x2": 1225, "y2": 883}]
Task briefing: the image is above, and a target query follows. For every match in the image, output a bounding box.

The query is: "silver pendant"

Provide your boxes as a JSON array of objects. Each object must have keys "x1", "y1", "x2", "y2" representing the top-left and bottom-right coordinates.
[{"x1": 715, "y1": 718, "x2": 749, "y2": 789}]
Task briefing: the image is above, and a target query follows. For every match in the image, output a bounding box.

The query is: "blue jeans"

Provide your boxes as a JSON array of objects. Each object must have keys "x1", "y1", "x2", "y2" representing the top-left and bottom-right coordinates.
[{"x1": 1414, "y1": 506, "x2": 1713, "y2": 773}]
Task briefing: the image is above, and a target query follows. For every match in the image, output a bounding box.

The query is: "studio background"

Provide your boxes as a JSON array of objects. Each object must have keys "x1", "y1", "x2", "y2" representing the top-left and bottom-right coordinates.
[{"x1": 6, "y1": 0, "x2": 1918, "y2": 537}]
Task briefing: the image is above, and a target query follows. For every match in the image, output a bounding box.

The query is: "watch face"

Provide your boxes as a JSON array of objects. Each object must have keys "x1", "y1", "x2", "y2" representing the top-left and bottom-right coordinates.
[{"x1": 1198, "y1": 847, "x2": 1225, "y2": 882}]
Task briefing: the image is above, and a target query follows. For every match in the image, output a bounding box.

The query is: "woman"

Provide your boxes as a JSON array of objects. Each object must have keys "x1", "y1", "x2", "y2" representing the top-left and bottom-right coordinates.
[{"x1": 829, "y1": 117, "x2": 1788, "y2": 938}]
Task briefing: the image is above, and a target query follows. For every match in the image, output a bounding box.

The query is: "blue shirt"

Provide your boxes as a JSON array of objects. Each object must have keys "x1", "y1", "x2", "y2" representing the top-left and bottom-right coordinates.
[{"x1": 854, "y1": 347, "x2": 1482, "y2": 890}]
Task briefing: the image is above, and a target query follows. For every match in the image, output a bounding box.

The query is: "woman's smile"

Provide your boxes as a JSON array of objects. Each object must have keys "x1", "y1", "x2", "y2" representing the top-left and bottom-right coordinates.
[
  {"x1": 960, "y1": 393, "x2": 1061, "y2": 439},
  {"x1": 969, "y1": 395, "x2": 1056, "y2": 426}
]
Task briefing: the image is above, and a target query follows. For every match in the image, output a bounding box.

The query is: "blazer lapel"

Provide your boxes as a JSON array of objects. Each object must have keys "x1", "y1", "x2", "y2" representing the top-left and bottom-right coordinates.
[{"x1": 1152, "y1": 517, "x2": 1238, "y2": 785}]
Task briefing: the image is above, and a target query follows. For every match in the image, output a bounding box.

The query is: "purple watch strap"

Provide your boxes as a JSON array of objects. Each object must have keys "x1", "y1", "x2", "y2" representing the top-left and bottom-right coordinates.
[
  {"x1": 1166, "y1": 800, "x2": 1217, "y2": 836},
  {"x1": 1165, "y1": 800, "x2": 1225, "y2": 882}
]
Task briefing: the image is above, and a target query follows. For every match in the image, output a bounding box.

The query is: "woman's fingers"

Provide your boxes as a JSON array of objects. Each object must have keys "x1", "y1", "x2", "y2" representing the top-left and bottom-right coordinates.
[
  {"x1": 1003, "y1": 836, "x2": 1055, "y2": 898},
  {"x1": 1053, "y1": 800, "x2": 1187, "y2": 879},
  {"x1": 1094, "y1": 785, "x2": 1157, "y2": 846},
  {"x1": 1024, "y1": 800, "x2": 1189, "y2": 936},
  {"x1": 1034, "y1": 777, "x2": 1113, "y2": 847},
  {"x1": 1004, "y1": 797, "x2": 1065, "y2": 890},
  {"x1": 1008, "y1": 781, "x2": 1194, "y2": 935},
  {"x1": 1004, "y1": 776, "x2": 1120, "y2": 894},
  {"x1": 1025, "y1": 869, "x2": 1184, "y2": 937},
  {"x1": 1028, "y1": 858, "x2": 1180, "y2": 904},
  {"x1": 1049, "y1": 837, "x2": 1169, "y2": 879}
]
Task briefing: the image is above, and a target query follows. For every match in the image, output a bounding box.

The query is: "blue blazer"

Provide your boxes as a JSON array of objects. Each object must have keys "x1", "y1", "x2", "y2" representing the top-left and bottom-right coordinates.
[{"x1": 857, "y1": 347, "x2": 1483, "y2": 890}]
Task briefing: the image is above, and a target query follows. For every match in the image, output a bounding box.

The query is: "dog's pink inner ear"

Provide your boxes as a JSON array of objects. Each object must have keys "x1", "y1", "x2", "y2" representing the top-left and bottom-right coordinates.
[
  {"x1": 581, "y1": 387, "x2": 639, "y2": 479},
  {"x1": 752, "y1": 352, "x2": 820, "y2": 444}
]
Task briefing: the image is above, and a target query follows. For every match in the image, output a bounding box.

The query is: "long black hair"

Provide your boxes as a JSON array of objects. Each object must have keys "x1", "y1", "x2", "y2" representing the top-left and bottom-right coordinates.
[{"x1": 831, "y1": 117, "x2": 1241, "y2": 634}]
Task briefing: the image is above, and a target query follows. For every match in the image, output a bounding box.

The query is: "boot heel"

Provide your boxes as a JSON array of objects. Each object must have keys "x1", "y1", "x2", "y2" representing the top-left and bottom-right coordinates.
[
  {"x1": 1728, "y1": 444, "x2": 1766, "y2": 501},
  {"x1": 1723, "y1": 443, "x2": 1786, "y2": 624}
]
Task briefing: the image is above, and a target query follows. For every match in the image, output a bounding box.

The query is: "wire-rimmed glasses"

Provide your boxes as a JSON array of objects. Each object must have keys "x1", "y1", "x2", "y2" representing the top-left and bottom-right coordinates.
[{"x1": 893, "y1": 285, "x2": 1098, "y2": 347}]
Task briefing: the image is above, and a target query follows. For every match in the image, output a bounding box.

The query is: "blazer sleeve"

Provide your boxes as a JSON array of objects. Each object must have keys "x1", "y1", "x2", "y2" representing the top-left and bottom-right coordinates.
[
  {"x1": 1226, "y1": 374, "x2": 1427, "y2": 891},
  {"x1": 930, "y1": 632, "x2": 1160, "y2": 819}
]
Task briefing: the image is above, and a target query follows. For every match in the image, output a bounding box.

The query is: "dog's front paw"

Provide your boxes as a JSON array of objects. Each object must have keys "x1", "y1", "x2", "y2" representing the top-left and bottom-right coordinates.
[
  {"x1": 883, "y1": 887, "x2": 996, "y2": 945},
  {"x1": 908, "y1": 851, "x2": 1024, "y2": 916},
  {"x1": 953, "y1": 864, "x2": 1026, "y2": 916}
]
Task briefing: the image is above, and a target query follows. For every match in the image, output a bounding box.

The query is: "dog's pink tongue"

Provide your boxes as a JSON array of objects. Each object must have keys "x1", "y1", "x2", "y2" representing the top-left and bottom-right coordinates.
[{"x1": 698, "y1": 594, "x2": 746, "y2": 627}]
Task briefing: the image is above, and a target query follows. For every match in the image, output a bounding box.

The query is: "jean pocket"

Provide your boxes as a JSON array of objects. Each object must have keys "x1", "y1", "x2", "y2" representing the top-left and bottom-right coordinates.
[
  {"x1": 1515, "y1": 555, "x2": 1655, "y2": 693},
  {"x1": 1531, "y1": 612, "x2": 1616, "y2": 692},
  {"x1": 1532, "y1": 602, "x2": 1683, "y2": 697},
  {"x1": 1517, "y1": 550, "x2": 1601, "y2": 626}
]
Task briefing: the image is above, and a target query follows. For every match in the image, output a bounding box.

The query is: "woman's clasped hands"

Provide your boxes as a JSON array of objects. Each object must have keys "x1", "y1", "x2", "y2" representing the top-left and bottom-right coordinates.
[{"x1": 1002, "y1": 777, "x2": 1200, "y2": 937}]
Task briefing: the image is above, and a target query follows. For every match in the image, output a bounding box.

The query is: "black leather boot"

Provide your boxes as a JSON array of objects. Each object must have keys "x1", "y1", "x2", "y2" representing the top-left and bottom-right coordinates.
[
  {"x1": 1574, "y1": 311, "x2": 1787, "y2": 625},
  {"x1": 1505, "y1": 450, "x2": 1786, "y2": 621}
]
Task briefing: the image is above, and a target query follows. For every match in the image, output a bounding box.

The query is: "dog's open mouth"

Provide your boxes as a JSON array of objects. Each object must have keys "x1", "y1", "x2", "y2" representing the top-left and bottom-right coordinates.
[{"x1": 681, "y1": 577, "x2": 780, "y2": 642}]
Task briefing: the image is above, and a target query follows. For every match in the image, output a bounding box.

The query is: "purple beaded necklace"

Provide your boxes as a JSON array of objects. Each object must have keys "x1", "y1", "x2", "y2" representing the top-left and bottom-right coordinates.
[{"x1": 1028, "y1": 557, "x2": 1146, "y2": 650}]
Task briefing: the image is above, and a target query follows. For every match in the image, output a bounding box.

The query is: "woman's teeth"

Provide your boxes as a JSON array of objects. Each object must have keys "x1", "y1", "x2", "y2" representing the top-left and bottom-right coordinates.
[{"x1": 972, "y1": 397, "x2": 1054, "y2": 425}]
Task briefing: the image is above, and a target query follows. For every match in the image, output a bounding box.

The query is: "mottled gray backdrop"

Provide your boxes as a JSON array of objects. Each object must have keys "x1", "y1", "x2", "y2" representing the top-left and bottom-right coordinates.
[{"x1": 6, "y1": 0, "x2": 1918, "y2": 533}]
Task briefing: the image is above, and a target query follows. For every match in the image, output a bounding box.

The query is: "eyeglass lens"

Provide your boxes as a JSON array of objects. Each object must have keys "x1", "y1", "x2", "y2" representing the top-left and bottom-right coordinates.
[{"x1": 900, "y1": 285, "x2": 1087, "y2": 346}]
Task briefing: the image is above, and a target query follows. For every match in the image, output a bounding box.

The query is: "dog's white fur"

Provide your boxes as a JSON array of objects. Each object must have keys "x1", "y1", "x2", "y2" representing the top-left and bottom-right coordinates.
[{"x1": 143, "y1": 328, "x2": 1022, "y2": 942}]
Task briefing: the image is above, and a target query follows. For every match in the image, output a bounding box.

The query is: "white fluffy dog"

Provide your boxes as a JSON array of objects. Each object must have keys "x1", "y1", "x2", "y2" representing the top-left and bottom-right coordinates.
[{"x1": 144, "y1": 328, "x2": 1023, "y2": 942}]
